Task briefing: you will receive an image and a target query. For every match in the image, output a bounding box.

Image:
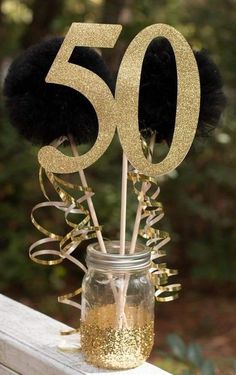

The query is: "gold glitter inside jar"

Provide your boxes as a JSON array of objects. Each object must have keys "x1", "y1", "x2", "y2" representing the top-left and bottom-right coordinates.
[
  {"x1": 80, "y1": 241, "x2": 155, "y2": 369},
  {"x1": 80, "y1": 304, "x2": 154, "y2": 369}
]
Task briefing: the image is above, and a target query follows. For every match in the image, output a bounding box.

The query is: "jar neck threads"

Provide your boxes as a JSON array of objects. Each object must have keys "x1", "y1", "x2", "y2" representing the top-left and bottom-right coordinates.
[{"x1": 86, "y1": 241, "x2": 151, "y2": 271}]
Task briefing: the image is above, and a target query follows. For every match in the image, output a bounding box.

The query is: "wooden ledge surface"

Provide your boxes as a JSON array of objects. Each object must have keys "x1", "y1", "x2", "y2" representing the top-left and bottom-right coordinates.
[{"x1": 0, "y1": 294, "x2": 171, "y2": 375}]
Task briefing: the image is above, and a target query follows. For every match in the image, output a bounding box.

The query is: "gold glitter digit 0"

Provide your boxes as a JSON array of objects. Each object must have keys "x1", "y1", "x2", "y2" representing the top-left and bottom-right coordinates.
[
  {"x1": 38, "y1": 23, "x2": 121, "y2": 174},
  {"x1": 116, "y1": 23, "x2": 200, "y2": 177}
]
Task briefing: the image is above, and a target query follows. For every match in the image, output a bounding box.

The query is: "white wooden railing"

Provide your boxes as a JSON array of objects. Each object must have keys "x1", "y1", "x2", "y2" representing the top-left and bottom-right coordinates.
[{"x1": 0, "y1": 294, "x2": 171, "y2": 375}]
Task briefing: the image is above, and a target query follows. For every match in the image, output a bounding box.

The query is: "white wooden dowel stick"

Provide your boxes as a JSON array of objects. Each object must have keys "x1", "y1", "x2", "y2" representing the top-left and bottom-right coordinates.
[
  {"x1": 120, "y1": 134, "x2": 156, "y2": 329},
  {"x1": 68, "y1": 135, "x2": 120, "y2": 321},
  {"x1": 68, "y1": 134, "x2": 107, "y2": 253},
  {"x1": 120, "y1": 153, "x2": 128, "y2": 255},
  {"x1": 129, "y1": 184, "x2": 149, "y2": 254}
]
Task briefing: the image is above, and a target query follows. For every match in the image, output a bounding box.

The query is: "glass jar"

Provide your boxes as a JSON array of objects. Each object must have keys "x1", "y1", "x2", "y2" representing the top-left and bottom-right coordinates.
[{"x1": 80, "y1": 241, "x2": 155, "y2": 370}]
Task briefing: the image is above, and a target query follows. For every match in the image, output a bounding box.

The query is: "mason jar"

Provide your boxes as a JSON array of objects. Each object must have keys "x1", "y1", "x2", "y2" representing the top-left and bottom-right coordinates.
[{"x1": 80, "y1": 241, "x2": 155, "y2": 370}]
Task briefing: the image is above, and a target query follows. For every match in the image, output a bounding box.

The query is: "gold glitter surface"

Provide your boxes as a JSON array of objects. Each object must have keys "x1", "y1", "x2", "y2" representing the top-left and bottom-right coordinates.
[
  {"x1": 38, "y1": 23, "x2": 200, "y2": 178},
  {"x1": 80, "y1": 304, "x2": 154, "y2": 369},
  {"x1": 38, "y1": 23, "x2": 121, "y2": 174},
  {"x1": 116, "y1": 23, "x2": 200, "y2": 177}
]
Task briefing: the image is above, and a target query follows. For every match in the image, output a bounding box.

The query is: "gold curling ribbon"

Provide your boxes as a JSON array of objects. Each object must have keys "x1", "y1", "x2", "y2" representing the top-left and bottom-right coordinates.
[
  {"x1": 128, "y1": 137, "x2": 181, "y2": 302},
  {"x1": 29, "y1": 138, "x2": 100, "y2": 329}
]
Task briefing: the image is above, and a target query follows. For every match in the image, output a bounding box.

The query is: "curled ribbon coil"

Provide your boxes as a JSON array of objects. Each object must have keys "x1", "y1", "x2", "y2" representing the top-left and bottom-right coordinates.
[
  {"x1": 128, "y1": 138, "x2": 181, "y2": 302},
  {"x1": 29, "y1": 138, "x2": 99, "y2": 318},
  {"x1": 30, "y1": 135, "x2": 180, "y2": 332},
  {"x1": 128, "y1": 170, "x2": 181, "y2": 301}
]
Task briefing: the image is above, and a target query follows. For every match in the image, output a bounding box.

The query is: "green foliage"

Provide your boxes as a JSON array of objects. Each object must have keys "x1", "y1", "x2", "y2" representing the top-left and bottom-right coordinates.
[
  {"x1": 164, "y1": 335, "x2": 236, "y2": 374},
  {"x1": 0, "y1": 0, "x2": 235, "y2": 304},
  {"x1": 166, "y1": 334, "x2": 216, "y2": 375},
  {"x1": 232, "y1": 359, "x2": 236, "y2": 371},
  {"x1": 112, "y1": 0, "x2": 236, "y2": 283},
  {"x1": 201, "y1": 361, "x2": 215, "y2": 375},
  {"x1": 166, "y1": 334, "x2": 187, "y2": 361},
  {"x1": 187, "y1": 343, "x2": 203, "y2": 368},
  {"x1": 0, "y1": 101, "x2": 70, "y2": 296},
  {"x1": 0, "y1": 4, "x2": 235, "y2": 374}
]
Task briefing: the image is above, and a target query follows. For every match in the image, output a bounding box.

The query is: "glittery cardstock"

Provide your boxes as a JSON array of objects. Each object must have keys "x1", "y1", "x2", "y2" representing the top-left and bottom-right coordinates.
[{"x1": 38, "y1": 23, "x2": 200, "y2": 177}]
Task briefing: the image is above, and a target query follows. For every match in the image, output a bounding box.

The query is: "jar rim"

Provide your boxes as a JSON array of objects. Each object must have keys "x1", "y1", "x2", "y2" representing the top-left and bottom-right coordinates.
[{"x1": 86, "y1": 241, "x2": 151, "y2": 271}]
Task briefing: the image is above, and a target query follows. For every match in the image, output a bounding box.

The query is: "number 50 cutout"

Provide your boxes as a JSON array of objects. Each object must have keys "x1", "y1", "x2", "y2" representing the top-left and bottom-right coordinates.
[{"x1": 38, "y1": 23, "x2": 200, "y2": 177}]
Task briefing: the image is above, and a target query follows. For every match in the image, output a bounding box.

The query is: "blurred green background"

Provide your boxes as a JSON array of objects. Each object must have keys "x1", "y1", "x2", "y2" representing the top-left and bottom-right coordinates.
[{"x1": 0, "y1": 1, "x2": 235, "y2": 374}]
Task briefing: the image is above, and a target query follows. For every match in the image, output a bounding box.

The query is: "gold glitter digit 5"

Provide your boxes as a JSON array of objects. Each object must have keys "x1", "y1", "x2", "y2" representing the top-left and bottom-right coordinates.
[
  {"x1": 38, "y1": 23, "x2": 121, "y2": 174},
  {"x1": 116, "y1": 23, "x2": 200, "y2": 177}
]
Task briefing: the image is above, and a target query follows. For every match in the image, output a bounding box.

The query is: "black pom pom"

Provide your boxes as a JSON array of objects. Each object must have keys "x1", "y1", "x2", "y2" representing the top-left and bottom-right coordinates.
[
  {"x1": 139, "y1": 38, "x2": 226, "y2": 143},
  {"x1": 3, "y1": 37, "x2": 113, "y2": 145}
]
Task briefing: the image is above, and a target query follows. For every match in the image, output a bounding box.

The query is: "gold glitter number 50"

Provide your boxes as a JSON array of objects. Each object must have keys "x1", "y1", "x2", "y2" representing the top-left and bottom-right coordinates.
[{"x1": 38, "y1": 23, "x2": 200, "y2": 177}]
